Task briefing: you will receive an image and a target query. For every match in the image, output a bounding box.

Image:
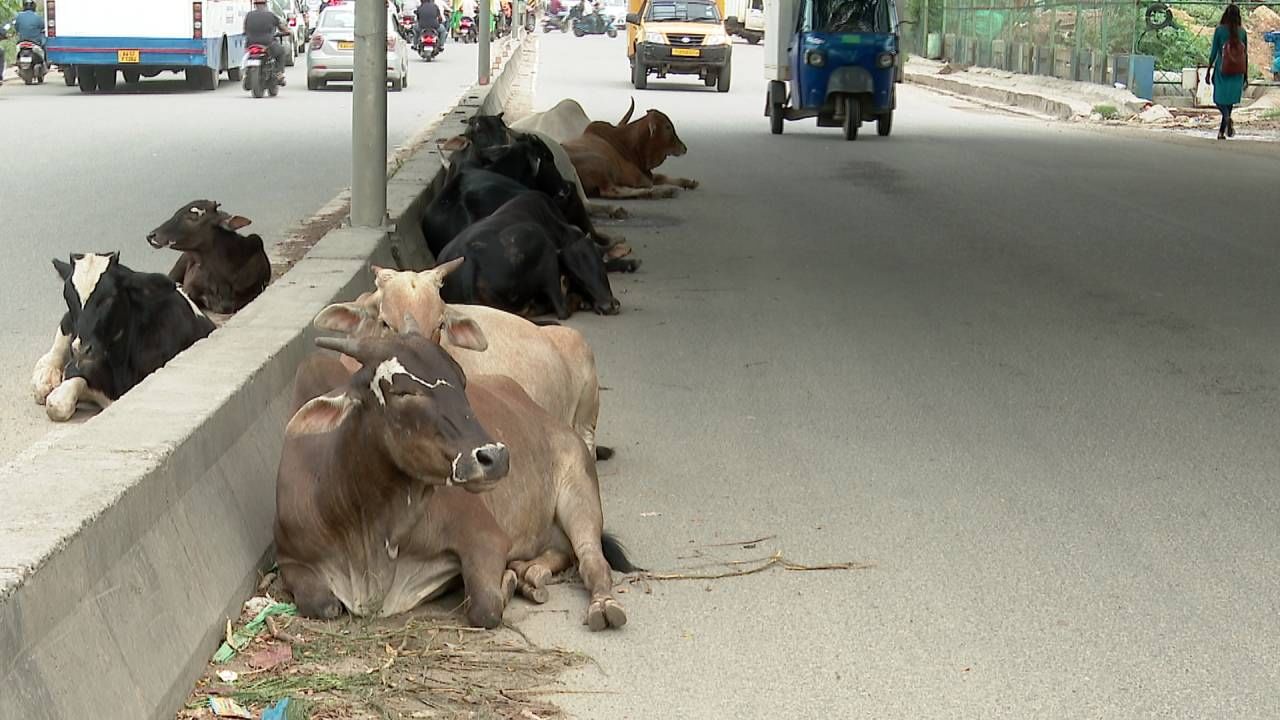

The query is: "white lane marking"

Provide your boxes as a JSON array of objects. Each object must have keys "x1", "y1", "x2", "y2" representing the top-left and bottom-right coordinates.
[
  {"x1": 369, "y1": 356, "x2": 454, "y2": 406},
  {"x1": 175, "y1": 284, "x2": 204, "y2": 317},
  {"x1": 71, "y1": 254, "x2": 112, "y2": 308}
]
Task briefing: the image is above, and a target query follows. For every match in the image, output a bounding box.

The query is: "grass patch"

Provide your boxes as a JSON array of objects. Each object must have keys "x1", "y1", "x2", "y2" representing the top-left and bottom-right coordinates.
[{"x1": 1093, "y1": 104, "x2": 1120, "y2": 120}]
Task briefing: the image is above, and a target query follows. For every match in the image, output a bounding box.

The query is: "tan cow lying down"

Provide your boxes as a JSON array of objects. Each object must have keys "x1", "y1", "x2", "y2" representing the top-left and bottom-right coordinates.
[
  {"x1": 563, "y1": 100, "x2": 699, "y2": 200},
  {"x1": 312, "y1": 260, "x2": 610, "y2": 458},
  {"x1": 278, "y1": 330, "x2": 634, "y2": 630},
  {"x1": 509, "y1": 97, "x2": 591, "y2": 143}
]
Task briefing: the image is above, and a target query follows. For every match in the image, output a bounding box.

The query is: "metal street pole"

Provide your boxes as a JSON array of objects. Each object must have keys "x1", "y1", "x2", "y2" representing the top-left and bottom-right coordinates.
[
  {"x1": 352, "y1": 0, "x2": 388, "y2": 228},
  {"x1": 479, "y1": 0, "x2": 492, "y2": 84}
]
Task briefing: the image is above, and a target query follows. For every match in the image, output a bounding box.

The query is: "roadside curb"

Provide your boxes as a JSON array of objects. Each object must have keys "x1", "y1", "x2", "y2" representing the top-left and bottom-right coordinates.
[
  {"x1": 0, "y1": 36, "x2": 536, "y2": 720},
  {"x1": 905, "y1": 69, "x2": 1078, "y2": 121}
]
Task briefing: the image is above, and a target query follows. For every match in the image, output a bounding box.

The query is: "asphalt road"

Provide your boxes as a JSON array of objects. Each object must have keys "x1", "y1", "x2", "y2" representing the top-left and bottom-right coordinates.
[
  {"x1": 512, "y1": 33, "x2": 1280, "y2": 718},
  {"x1": 0, "y1": 42, "x2": 479, "y2": 464}
]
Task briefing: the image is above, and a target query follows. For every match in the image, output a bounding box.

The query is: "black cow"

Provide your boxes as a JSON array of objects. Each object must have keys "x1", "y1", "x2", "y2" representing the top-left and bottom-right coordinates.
[
  {"x1": 426, "y1": 118, "x2": 640, "y2": 273},
  {"x1": 31, "y1": 252, "x2": 216, "y2": 422},
  {"x1": 436, "y1": 192, "x2": 620, "y2": 320},
  {"x1": 147, "y1": 200, "x2": 272, "y2": 315}
]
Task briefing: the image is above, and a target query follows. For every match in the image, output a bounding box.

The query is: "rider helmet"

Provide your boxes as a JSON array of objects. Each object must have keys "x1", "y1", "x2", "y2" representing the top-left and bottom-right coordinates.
[{"x1": 22, "y1": 0, "x2": 36, "y2": 11}]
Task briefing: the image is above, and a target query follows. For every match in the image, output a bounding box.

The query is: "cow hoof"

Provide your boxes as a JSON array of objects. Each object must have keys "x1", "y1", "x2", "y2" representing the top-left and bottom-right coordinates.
[
  {"x1": 679, "y1": 179, "x2": 699, "y2": 190},
  {"x1": 585, "y1": 597, "x2": 627, "y2": 631},
  {"x1": 45, "y1": 384, "x2": 79, "y2": 422},
  {"x1": 595, "y1": 445, "x2": 615, "y2": 462},
  {"x1": 32, "y1": 365, "x2": 64, "y2": 405},
  {"x1": 609, "y1": 206, "x2": 630, "y2": 219},
  {"x1": 653, "y1": 187, "x2": 678, "y2": 199},
  {"x1": 605, "y1": 242, "x2": 633, "y2": 260}
]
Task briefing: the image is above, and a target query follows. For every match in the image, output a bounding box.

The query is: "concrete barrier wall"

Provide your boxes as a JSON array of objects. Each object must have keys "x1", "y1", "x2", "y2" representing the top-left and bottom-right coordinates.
[{"x1": 0, "y1": 36, "x2": 536, "y2": 720}]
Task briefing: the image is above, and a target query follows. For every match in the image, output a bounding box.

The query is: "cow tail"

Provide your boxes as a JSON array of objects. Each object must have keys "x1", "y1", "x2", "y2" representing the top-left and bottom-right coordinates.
[{"x1": 601, "y1": 532, "x2": 642, "y2": 573}]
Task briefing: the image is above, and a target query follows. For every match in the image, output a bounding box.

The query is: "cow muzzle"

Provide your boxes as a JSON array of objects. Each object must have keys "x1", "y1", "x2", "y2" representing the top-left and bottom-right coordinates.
[
  {"x1": 450, "y1": 442, "x2": 510, "y2": 491},
  {"x1": 146, "y1": 231, "x2": 169, "y2": 249}
]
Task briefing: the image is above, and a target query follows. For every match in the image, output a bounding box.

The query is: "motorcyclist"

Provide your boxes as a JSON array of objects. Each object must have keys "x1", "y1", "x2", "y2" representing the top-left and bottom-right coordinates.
[
  {"x1": 14, "y1": 1, "x2": 47, "y2": 66},
  {"x1": 244, "y1": 0, "x2": 288, "y2": 85},
  {"x1": 415, "y1": 0, "x2": 445, "y2": 49}
]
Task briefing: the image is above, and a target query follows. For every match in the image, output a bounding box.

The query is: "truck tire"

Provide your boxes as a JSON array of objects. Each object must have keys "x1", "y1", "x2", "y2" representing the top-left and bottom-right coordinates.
[
  {"x1": 187, "y1": 66, "x2": 217, "y2": 91},
  {"x1": 63, "y1": 66, "x2": 78, "y2": 86},
  {"x1": 96, "y1": 67, "x2": 117, "y2": 92},
  {"x1": 122, "y1": 69, "x2": 141, "y2": 85},
  {"x1": 78, "y1": 66, "x2": 98, "y2": 93},
  {"x1": 228, "y1": 66, "x2": 242, "y2": 82},
  {"x1": 632, "y1": 58, "x2": 647, "y2": 89},
  {"x1": 716, "y1": 59, "x2": 731, "y2": 92}
]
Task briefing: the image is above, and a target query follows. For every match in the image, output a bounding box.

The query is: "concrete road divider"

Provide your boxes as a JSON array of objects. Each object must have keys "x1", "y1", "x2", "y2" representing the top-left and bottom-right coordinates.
[{"x1": 0, "y1": 36, "x2": 536, "y2": 720}]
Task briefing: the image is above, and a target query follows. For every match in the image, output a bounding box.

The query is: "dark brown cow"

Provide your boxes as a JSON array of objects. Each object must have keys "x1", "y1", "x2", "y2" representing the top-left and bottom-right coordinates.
[
  {"x1": 563, "y1": 100, "x2": 699, "y2": 200},
  {"x1": 279, "y1": 330, "x2": 634, "y2": 630},
  {"x1": 147, "y1": 200, "x2": 272, "y2": 314}
]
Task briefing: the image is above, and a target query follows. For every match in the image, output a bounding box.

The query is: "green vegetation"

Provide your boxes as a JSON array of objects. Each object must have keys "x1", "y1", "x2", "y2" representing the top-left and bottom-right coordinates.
[
  {"x1": 1137, "y1": 26, "x2": 1213, "y2": 72},
  {"x1": 1093, "y1": 104, "x2": 1120, "y2": 119}
]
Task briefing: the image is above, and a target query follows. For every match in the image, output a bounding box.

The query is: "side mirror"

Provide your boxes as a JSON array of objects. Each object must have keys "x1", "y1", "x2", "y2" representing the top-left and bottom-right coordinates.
[{"x1": 625, "y1": 12, "x2": 640, "y2": 23}]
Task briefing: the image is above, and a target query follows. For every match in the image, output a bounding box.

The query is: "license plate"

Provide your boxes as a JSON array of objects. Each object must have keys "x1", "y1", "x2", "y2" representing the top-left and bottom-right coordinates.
[
  {"x1": 245, "y1": 59, "x2": 262, "y2": 66},
  {"x1": 672, "y1": 47, "x2": 700, "y2": 57},
  {"x1": 118, "y1": 49, "x2": 140, "y2": 63},
  {"x1": 19, "y1": 58, "x2": 31, "y2": 65},
  {"x1": 337, "y1": 40, "x2": 354, "y2": 50}
]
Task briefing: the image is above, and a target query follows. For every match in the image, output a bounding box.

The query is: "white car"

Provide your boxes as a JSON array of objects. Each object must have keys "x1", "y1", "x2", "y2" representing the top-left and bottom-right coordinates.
[{"x1": 306, "y1": 4, "x2": 410, "y2": 91}]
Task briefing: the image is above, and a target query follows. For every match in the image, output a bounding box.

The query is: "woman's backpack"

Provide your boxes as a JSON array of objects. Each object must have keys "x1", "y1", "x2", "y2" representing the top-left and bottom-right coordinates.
[{"x1": 1222, "y1": 29, "x2": 1247, "y2": 76}]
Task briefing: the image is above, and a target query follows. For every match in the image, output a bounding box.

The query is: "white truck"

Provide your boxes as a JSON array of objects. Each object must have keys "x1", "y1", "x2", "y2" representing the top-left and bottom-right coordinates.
[
  {"x1": 45, "y1": 0, "x2": 252, "y2": 93},
  {"x1": 723, "y1": 0, "x2": 763, "y2": 44}
]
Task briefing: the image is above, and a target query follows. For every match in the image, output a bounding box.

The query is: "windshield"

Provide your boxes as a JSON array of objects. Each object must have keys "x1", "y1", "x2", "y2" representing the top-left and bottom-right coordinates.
[
  {"x1": 318, "y1": 9, "x2": 355, "y2": 28},
  {"x1": 813, "y1": 0, "x2": 890, "y2": 32},
  {"x1": 647, "y1": 0, "x2": 721, "y2": 22}
]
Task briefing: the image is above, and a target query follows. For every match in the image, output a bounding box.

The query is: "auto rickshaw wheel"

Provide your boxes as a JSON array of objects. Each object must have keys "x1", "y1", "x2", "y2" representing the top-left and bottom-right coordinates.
[
  {"x1": 877, "y1": 111, "x2": 892, "y2": 137},
  {"x1": 769, "y1": 100, "x2": 784, "y2": 134},
  {"x1": 842, "y1": 94, "x2": 860, "y2": 141}
]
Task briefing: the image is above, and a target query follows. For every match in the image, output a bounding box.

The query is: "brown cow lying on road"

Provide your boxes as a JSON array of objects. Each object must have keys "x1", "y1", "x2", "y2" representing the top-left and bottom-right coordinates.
[
  {"x1": 563, "y1": 100, "x2": 699, "y2": 200},
  {"x1": 279, "y1": 330, "x2": 634, "y2": 630},
  {"x1": 147, "y1": 200, "x2": 271, "y2": 315},
  {"x1": 311, "y1": 260, "x2": 610, "y2": 458}
]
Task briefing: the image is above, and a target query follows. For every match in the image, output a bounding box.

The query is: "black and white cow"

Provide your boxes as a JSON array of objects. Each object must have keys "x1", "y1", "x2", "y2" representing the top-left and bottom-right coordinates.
[{"x1": 31, "y1": 252, "x2": 216, "y2": 421}]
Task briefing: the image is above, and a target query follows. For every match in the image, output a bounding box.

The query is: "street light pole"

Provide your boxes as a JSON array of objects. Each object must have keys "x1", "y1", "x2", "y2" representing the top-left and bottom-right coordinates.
[
  {"x1": 352, "y1": 0, "x2": 389, "y2": 228},
  {"x1": 479, "y1": 0, "x2": 492, "y2": 84}
]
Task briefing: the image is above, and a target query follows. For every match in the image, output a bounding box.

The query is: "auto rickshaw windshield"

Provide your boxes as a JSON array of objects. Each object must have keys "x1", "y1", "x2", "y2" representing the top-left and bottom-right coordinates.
[
  {"x1": 810, "y1": 0, "x2": 891, "y2": 32},
  {"x1": 647, "y1": 0, "x2": 722, "y2": 22}
]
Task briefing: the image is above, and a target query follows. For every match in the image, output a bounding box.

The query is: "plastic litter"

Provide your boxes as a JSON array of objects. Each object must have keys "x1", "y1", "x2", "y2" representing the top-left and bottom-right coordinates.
[
  {"x1": 216, "y1": 670, "x2": 239, "y2": 683},
  {"x1": 208, "y1": 697, "x2": 253, "y2": 719},
  {"x1": 213, "y1": 602, "x2": 297, "y2": 664},
  {"x1": 261, "y1": 697, "x2": 309, "y2": 720}
]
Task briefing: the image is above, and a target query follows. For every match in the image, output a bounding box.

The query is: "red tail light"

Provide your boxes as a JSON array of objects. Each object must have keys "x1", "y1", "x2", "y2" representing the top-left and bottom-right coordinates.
[
  {"x1": 248, "y1": 44, "x2": 267, "y2": 57},
  {"x1": 310, "y1": 33, "x2": 324, "y2": 50},
  {"x1": 289, "y1": 16, "x2": 297, "y2": 26},
  {"x1": 46, "y1": 0, "x2": 56, "y2": 37},
  {"x1": 193, "y1": 1, "x2": 203, "y2": 39}
]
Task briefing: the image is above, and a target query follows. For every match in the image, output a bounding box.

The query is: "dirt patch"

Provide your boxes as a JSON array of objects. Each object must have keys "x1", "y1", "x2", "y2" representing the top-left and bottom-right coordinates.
[{"x1": 179, "y1": 580, "x2": 589, "y2": 720}]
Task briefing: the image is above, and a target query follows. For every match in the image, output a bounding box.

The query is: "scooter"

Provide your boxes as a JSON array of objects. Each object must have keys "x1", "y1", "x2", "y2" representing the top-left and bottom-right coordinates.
[
  {"x1": 543, "y1": 7, "x2": 570, "y2": 32},
  {"x1": 243, "y1": 42, "x2": 282, "y2": 98},
  {"x1": 573, "y1": 8, "x2": 616, "y2": 37},
  {"x1": 457, "y1": 15, "x2": 477, "y2": 42},
  {"x1": 416, "y1": 27, "x2": 444, "y2": 60},
  {"x1": 16, "y1": 40, "x2": 48, "y2": 85}
]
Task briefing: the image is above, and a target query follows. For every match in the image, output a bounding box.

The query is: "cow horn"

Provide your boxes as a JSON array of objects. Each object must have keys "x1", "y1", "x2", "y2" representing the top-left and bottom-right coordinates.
[
  {"x1": 620, "y1": 97, "x2": 635, "y2": 126},
  {"x1": 316, "y1": 336, "x2": 366, "y2": 362}
]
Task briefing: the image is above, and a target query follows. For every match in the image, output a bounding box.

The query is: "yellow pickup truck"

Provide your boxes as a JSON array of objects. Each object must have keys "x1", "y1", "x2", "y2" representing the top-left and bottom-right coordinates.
[{"x1": 626, "y1": 0, "x2": 732, "y2": 92}]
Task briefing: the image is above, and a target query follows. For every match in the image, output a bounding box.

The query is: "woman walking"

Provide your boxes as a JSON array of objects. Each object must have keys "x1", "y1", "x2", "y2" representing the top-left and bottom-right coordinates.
[{"x1": 1207, "y1": 4, "x2": 1248, "y2": 140}]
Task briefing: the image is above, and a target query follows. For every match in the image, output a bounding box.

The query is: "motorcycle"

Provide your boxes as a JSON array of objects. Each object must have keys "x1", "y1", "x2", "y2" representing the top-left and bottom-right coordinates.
[
  {"x1": 573, "y1": 8, "x2": 616, "y2": 37},
  {"x1": 243, "y1": 42, "x2": 281, "y2": 98},
  {"x1": 457, "y1": 15, "x2": 477, "y2": 42},
  {"x1": 397, "y1": 12, "x2": 417, "y2": 40},
  {"x1": 16, "y1": 40, "x2": 48, "y2": 85},
  {"x1": 542, "y1": 7, "x2": 570, "y2": 32},
  {"x1": 416, "y1": 27, "x2": 443, "y2": 60}
]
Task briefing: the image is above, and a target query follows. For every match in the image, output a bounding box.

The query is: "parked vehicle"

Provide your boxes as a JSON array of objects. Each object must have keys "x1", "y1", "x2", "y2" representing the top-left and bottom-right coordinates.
[
  {"x1": 626, "y1": 0, "x2": 731, "y2": 91},
  {"x1": 16, "y1": 40, "x2": 48, "y2": 84},
  {"x1": 573, "y1": 7, "x2": 617, "y2": 36},
  {"x1": 723, "y1": 0, "x2": 762, "y2": 43},
  {"x1": 601, "y1": 0, "x2": 628, "y2": 28},
  {"x1": 306, "y1": 4, "x2": 410, "y2": 91},
  {"x1": 243, "y1": 41, "x2": 281, "y2": 97},
  {"x1": 763, "y1": 0, "x2": 904, "y2": 139},
  {"x1": 46, "y1": 0, "x2": 252, "y2": 93}
]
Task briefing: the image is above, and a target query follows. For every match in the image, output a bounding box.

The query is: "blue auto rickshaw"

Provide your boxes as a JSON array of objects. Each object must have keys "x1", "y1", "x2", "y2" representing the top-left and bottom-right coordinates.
[{"x1": 764, "y1": 0, "x2": 903, "y2": 139}]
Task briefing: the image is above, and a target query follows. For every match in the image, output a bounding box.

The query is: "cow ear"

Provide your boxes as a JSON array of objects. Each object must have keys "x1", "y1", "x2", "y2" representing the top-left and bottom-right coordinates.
[
  {"x1": 442, "y1": 307, "x2": 488, "y2": 352},
  {"x1": 314, "y1": 302, "x2": 371, "y2": 334},
  {"x1": 107, "y1": 251, "x2": 121, "y2": 268},
  {"x1": 287, "y1": 393, "x2": 357, "y2": 436},
  {"x1": 218, "y1": 214, "x2": 252, "y2": 232},
  {"x1": 53, "y1": 258, "x2": 73, "y2": 280},
  {"x1": 441, "y1": 135, "x2": 470, "y2": 152}
]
